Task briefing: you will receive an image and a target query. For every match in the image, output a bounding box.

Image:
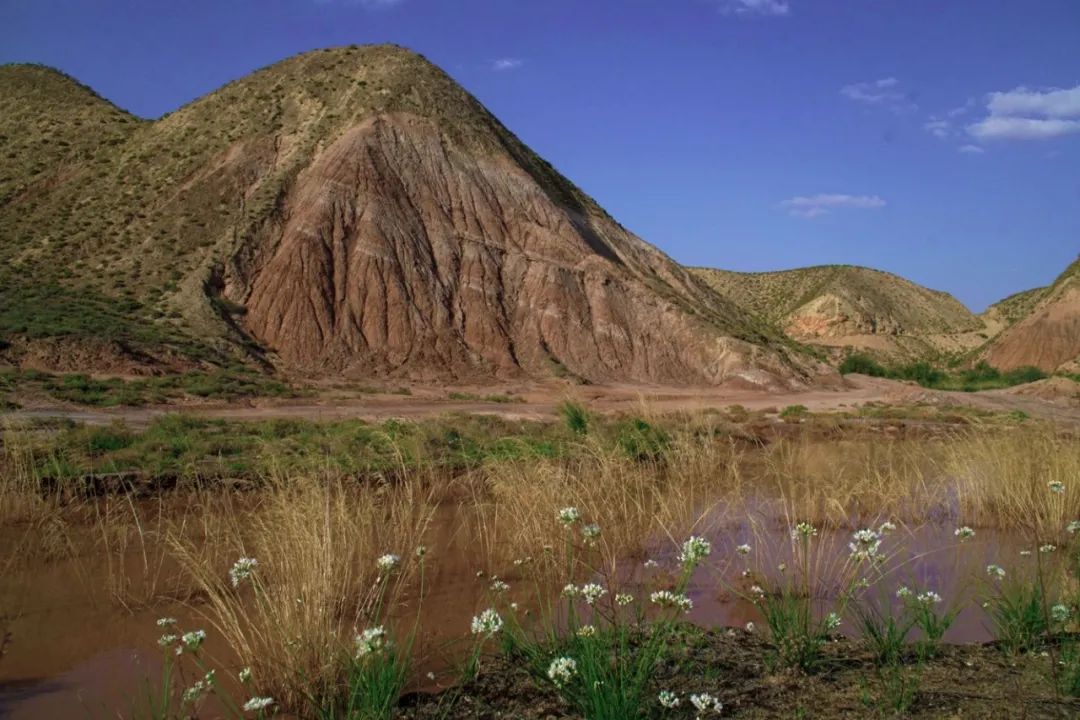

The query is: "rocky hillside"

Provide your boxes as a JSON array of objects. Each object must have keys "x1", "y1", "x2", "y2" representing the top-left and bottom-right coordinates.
[
  {"x1": 982, "y1": 256, "x2": 1080, "y2": 373},
  {"x1": 690, "y1": 265, "x2": 986, "y2": 358},
  {"x1": 0, "y1": 46, "x2": 825, "y2": 387}
]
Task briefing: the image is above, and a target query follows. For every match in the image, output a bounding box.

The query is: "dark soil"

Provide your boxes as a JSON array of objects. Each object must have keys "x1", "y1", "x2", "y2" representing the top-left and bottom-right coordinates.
[{"x1": 399, "y1": 629, "x2": 1080, "y2": 719}]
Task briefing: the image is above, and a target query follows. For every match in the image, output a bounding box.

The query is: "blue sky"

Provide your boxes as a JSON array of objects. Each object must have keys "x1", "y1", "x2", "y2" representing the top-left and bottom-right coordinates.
[{"x1": 2, "y1": 0, "x2": 1078, "y2": 310}]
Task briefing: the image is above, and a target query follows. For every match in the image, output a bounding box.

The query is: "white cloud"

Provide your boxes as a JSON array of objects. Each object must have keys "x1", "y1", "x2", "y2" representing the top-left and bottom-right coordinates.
[
  {"x1": 492, "y1": 58, "x2": 523, "y2": 72},
  {"x1": 967, "y1": 84, "x2": 1080, "y2": 141},
  {"x1": 987, "y1": 86, "x2": 1080, "y2": 119},
  {"x1": 924, "y1": 119, "x2": 950, "y2": 139},
  {"x1": 718, "y1": 0, "x2": 790, "y2": 16},
  {"x1": 969, "y1": 115, "x2": 1080, "y2": 141},
  {"x1": 780, "y1": 194, "x2": 886, "y2": 218},
  {"x1": 840, "y1": 77, "x2": 916, "y2": 113},
  {"x1": 958, "y1": 144, "x2": 985, "y2": 154}
]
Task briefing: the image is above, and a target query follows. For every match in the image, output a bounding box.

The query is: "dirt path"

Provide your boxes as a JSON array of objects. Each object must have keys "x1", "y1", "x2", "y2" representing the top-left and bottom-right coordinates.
[{"x1": 5, "y1": 375, "x2": 1079, "y2": 427}]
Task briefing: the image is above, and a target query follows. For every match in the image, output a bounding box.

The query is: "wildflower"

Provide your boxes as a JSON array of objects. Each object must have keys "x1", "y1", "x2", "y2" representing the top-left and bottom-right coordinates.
[
  {"x1": 239, "y1": 667, "x2": 253, "y2": 684},
  {"x1": 182, "y1": 681, "x2": 209, "y2": 704},
  {"x1": 580, "y1": 583, "x2": 606, "y2": 605},
  {"x1": 741, "y1": 568, "x2": 751, "y2": 578},
  {"x1": 562, "y1": 583, "x2": 581, "y2": 598},
  {"x1": 735, "y1": 543, "x2": 751, "y2": 555},
  {"x1": 916, "y1": 590, "x2": 942, "y2": 605},
  {"x1": 745, "y1": 621, "x2": 755, "y2": 633},
  {"x1": 690, "y1": 692, "x2": 723, "y2": 714},
  {"x1": 490, "y1": 578, "x2": 510, "y2": 593},
  {"x1": 615, "y1": 593, "x2": 634, "y2": 606},
  {"x1": 849, "y1": 528, "x2": 882, "y2": 562},
  {"x1": 156, "y1": 617, "x2": 178, "y2": 628},
  {"x1": 679, "y1": 536, "x2": 712, "y2": 568},
  {"x1": 986, "y1": 564, "x2": 1006, "y2": 580},
  {"x1": 1041, "y1": 544, "x2": 1057, "y2": 554},
  {"x1": 354, "y1": 626, "x2": 390, "y2": 658},
  {"x1": 651, "y1": 590, "x2": 693, "y2": 612},
  {"x1": 376, "y1": 554, "x2": 401, "y2": 572},
  {"x1": 582, "y1": 523, "x2": 602, "y2": 543},
  {"x1": 1052, "y1": 604, "x2": 1071, "y2": 623},
  {"x1": 1020, "y1": 550, "x2": 1032, "y2": 557},
  {"x1": 415, "y1": 545, "x2": 427, "y2": 558},
  {"x1": 577, "y1": 625, "x2": 597, "y2": 638},
  {"x1": 242, "y1": 696, "x2": 275, "y2": 713},
  {"x1": 557, "y1": 507, "x2": 582, "y2": 525},
  {"x1": 896, "y1": 586, "x2": 912, "y2": 599},
  {"x1": 954, "y1": 527, "x2": 975, "y2": 542},
  {"x1": 792, "y1": 522, "x2": 817, "y2": 540},
  {"x1": 471, "y1": 608, "x2": 503, "y2": 636},
  {"x1": 180, "y1": 630, "x2": 206, "y2": 653},
  {"x1": 157, "y1": 634, "x2": 178, "y2": 648},
  {"x1": 1049, "y1": 481, "x2": 1066, "y2": 494},
  {"x1": 824, "y1": 612, "x2": 842, "y2": 631},
  {"x1": 229, "y1": 557, "x2": 258, "y2": 587},
  {"x1": 547, "y1": 656, "x2": 577, "y2": 687},
  {"x1": 1068, "y1": 521, "x2": 1080, "y2": 534},
  {"x1": 750, "y1": 585, "x2": 765, "y2": 597},
  {"x1": 878, "y1": 521, "x2": 897, "y2": 534},
  {"x1": 777, "y1": 563, "x2": 787, "y2": 573},
  {"x1": 658, "y1": 690, "x2": 681, "y2": 708},
  {"x1": 644, "y1": 559, "x2": 659, "y2": 569},
  {"x1": 510, "y1": 602, "x2": 520, "y2": 611}
]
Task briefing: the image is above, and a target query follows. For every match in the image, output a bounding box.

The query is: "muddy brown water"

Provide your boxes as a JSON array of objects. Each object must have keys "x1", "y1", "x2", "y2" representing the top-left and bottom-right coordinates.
[{"x1": 0, "y1": 503, "x2": 1039, "y2": 719}]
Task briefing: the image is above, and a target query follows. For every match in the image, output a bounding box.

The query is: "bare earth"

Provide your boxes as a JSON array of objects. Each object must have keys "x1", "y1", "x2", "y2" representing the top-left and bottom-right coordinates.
[{"x1": 6, "y1": 374, "x2": 1079, "y2": 428}]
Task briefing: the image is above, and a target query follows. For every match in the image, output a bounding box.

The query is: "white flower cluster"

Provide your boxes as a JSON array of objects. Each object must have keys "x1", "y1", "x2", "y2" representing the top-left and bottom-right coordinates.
[
  {"x1": 239, "y1": 667, "x2": 253, "y2": 684},
  {"x1": 916, "y1": 590, "x2": 942, "y2": 605},
  {"x1": 1068, "y1": 520, "x2": 1080, "y2": 534},
  {"x1": 824, "y1": 612, "x2": 842, "y2": 631},
  {"x1": 679, "y1": 536, "x2": 712, "y2": 568},
  {"x1": 954, "y1": 526, "x2": 975, "y2": 542},
  {"x1": 792, "y1": 522, "x2": 818, "y2": 540},
  {"x1": 735, "y1": 543, "x2": 751, "y2": 555},
  {"x1": 179, "y1": 629, "x2": 206, "y2": 654},
  {"x1": 651, "y1": 590, "x2": 693, "y2": 613},
  {"x1": 580, "y1": 583, "x2": 606, "y2": 605},
  {"x1": 376, "y1": 554, "x2": 401, "y2": 572},
  {"x1": 986, "y1": 564, "x2": 1006, "y2": 580},
  {"x1": 156, "y1": 617, "x2": 177, "y2": 628},
  {"x1": 182, "y1": 670, "x2": 215, "y2": 704},
  {"x1": 576, "y1": 625, "x2": 597, "y2": 638},
  {"x1": 1049, "y1": 480, "x2": 1066, "y2": 494},
  {"x1": 1041, "y1": 544, "x2": 1057, "y2": 554},
  {"x1": 557, "y1": 507, "x2": 582, "y2": 525},
  {"x1": 582, "y1": 523, "x2": 602, "y2": 544},
  {"x1": 1052, "y1": 604, "x2": 1071, "y2": 623},
  {"x1": 547, "y1": 656, "x2": 577, "y2": 687},
  {"x1": 690, "y1": 692, "x2": 723, "y2": 715},
  {"x1": 243, "y1": 696, "x2": 275, "y2": 713},
  {"x1": 229, "y1": 557, "x2": 258, "y2": 587},
  {"x1": 658, "y1": 689, "x2": 680, "y2": 708},
  {"x1": 490, "y1": 578, "x2": 510, "y2": 593},
  {"x1": 615, "y1": 593, "x2": 634, "y2": 606},
  {"x1": 471, "y1": 608, "x2": 503, "y2": 636},
  {"x1": 849, "y1": 528, "x2": 883, "y2": 563},
  {"x1": 354, "y1": 626, "x2": 390, "y2": 659}
]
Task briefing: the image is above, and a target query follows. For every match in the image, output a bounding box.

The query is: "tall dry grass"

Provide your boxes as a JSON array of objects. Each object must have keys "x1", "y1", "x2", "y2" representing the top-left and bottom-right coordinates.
[
  {"x1": 944, "y1": 429, "x2": 1080, "y2": 537},
  {"x1": 169, "y1": 472, "x2": 436, "y2": 712}
]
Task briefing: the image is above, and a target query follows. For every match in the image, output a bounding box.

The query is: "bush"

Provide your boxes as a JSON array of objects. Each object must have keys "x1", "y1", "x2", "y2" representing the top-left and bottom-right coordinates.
[
  {"x1": 839, "y1": 353, "x2": 887, "y2": 377},
  {"x1": 779, "y1": 404, "x2": 809, "y2": 420}
]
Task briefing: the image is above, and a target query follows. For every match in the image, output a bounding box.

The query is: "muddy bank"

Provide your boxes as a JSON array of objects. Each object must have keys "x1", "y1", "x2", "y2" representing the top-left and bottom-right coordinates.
[{"x1": 402, "y1": 629, "x2": 1079, "y2": 719}]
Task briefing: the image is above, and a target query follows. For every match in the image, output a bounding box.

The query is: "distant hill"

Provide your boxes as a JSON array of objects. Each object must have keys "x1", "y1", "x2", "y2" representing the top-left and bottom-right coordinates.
[
  {"x1": 0, "y1": 46, "x2": 826, "y2": 388},
  {"x1": 982, "y1": 256, "x2": 1080, "y2": 373},
  {"x1": 690, "y1": 265, "x2": 987, "y2": 359}
]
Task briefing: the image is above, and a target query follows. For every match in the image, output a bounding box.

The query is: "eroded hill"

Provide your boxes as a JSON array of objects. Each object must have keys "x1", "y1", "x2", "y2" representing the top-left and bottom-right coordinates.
[
  {"x1": 982, "y1": 256, "x2": 1080, "y2": 373},
  {"x1": 0, "y1": 46, "x2": 826, "y2": 388},
  {"x1": 690, "y1": 265, "x2": 989, "y2": 359}
]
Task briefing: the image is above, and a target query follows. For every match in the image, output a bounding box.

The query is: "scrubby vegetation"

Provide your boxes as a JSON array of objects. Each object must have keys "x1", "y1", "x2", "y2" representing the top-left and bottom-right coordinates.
[
  {"x1": 0, "y1": 367, "x2": 298, "y2": 407},
  {"x1": 839, "y1": 353, "x2": 1050, "y2": 391}
]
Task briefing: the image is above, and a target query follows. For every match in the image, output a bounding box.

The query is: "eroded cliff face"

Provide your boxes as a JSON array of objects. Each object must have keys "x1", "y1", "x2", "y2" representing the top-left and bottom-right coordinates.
[
  {"x1": 985, "y1": 277, "x2": 1080, "y2": 372},
  {"x1": 231, "y1": 114, "x2": 812, "y2": 386}
]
